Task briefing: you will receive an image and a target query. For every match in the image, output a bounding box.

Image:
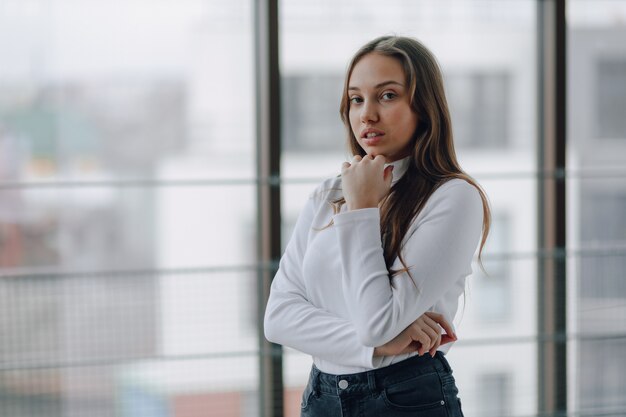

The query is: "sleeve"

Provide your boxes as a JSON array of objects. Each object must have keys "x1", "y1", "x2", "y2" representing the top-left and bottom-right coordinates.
[
  {"x1": 332, "y1": 180, "x2": 484, "y2": 347},
  {"x1": 263, "y1": 192, "x2": 380, "y2": 368}
]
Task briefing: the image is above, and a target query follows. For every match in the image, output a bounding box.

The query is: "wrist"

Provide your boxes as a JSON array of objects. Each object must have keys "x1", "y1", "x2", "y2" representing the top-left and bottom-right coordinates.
[{"x1": 373, "y1": 346, "x2": 390, "y2": 357}]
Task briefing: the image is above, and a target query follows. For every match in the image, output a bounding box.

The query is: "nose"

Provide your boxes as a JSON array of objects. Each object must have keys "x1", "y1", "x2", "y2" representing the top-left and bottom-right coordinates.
[{"x1": 360, "y1": 100, "x2": 379, "y2": 124}]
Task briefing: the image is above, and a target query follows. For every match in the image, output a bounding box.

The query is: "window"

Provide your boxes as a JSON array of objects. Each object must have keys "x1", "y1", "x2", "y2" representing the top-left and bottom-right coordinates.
[
  {"x1": 475, "y1": 214, "x2": 513, "y2": 322},
  {"x1": 569, "y1": 3, "x2": 626, "y2": 413},
  {"x1": 596, "y1": 59, "x2": 626, "y2": 140},
  {"x1": 478, "y1": 372, "x2": 512, "y2": 417},
  {"x1": 282, "y1": 74, "x2": 345, "y2": 153},
  {"x1": 446, "y1": 72, "x2": 510, "y2": 149},
  {"x1": 579, "y1": 190, "x2": 626, "y2": 327}
]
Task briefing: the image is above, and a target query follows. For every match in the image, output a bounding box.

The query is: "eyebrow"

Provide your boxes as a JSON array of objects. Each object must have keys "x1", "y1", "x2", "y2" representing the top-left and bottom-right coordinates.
[{"x1": 348, "y1": 80, "x2": 404, "y2": 91}]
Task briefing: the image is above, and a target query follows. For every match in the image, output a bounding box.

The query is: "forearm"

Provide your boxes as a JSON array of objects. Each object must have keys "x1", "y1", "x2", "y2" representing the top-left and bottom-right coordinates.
[
  {"x1": 264, "y1": 289, "x2": 376, "y2": 367},
  {"x1": 334, "y1": 181, "x2": 483, "y2": 347}
]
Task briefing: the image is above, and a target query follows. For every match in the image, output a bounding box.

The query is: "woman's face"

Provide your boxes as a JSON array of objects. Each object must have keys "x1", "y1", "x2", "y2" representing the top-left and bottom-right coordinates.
[{"x1": 348, "y1": 52, "x2": 418, "y2": 162}]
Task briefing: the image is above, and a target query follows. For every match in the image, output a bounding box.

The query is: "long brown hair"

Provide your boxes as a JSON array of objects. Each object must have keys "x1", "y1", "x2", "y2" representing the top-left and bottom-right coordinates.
[{"x1": 333, "y1": 35, "x2": 491, "y2": 279}]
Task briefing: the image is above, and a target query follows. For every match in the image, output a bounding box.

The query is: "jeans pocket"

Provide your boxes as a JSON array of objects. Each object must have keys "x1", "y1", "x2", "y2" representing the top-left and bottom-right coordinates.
[{"x1": 381, "y1": 371, "x2": 447, "y2": 414}]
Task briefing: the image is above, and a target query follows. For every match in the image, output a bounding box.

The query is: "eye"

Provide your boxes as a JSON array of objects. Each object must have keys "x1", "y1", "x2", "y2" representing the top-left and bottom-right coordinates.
[
  {"x1": 381, "y1": 92, "x2": 397, "y2": 100},
  {"x1": 349, "y1": 96, "x2": 363, "y2": 104}
]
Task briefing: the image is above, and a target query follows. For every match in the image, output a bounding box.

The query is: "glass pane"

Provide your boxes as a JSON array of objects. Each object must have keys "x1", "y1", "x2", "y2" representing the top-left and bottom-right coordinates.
[
  {"x1": 568, "y1": 2, "x2": 626, "y2": 416},
  {"x1": 156, "y1": 185, "x2": 256, "y2": 269},
  {"x1": 283, "y1": 349, "x2": 311, "y2": 417},
  {"x1": 160, "y1": 269, "x2": 259, "y2": 356},
  {"x1": 0, "y1": 185, "x2": 255, "y2": 271},
  {"x1": 280, "y1": 183, "x2": 327, "y2": 416},
  {"x1": 453, "y1": 258, "x2": 537, "y2": 417},
  {"x1": 447, "y1": 342, "x2": 536, "y2": 417},
  {"x1": 0, "y1": 1, "x2": 257, "y2": 416},
  {"x1": 0, "y1": 357, "x2": 258, "y2": 417},
  {"x1": 0, "y1": 0, "x2": 254, "y2": 182},
  {"x1": 0, "y1": 270, "x2": 259, "y2": 415},
  {"x1": 280, "y1": 0, "x2": 537, "y2": 175},
  {"x1": 280, "y1": 3, "x2": 537, "y2": 417}
]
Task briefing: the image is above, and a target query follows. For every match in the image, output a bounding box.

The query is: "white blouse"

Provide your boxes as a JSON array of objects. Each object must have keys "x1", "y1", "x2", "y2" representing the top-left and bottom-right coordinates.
[{"x1": 264, "y1": 156, "x2": 484, "y2": 374}]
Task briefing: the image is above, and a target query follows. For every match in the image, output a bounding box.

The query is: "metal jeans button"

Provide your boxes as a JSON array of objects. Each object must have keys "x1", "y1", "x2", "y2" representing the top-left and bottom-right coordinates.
[{"x1": 338, "y1": 379, "x2": 349, "y2": 389}]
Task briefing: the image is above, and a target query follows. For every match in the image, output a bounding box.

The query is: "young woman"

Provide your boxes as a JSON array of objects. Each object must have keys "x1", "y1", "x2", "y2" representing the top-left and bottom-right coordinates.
[{"x1": 264, "y1": 35, "x2": 490, "y2": 417}]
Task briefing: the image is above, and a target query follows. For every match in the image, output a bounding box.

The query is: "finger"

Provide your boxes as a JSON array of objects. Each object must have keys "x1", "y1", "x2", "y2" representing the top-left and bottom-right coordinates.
[
  {"x1": 419, "y1": 321, "x2": 439, "y2": 348},
  {"x1": 341, "y1": 161, "x2": 351, "y2": 173},
  {"x1": 369, "y1": 154, "x2": 386, "y2": 167},
  {"x1": 421, "y1": 314, "x2": 451, "y2": 349},
  {"x1": 373, "y1": 154, "x2": 386, "y2": 164},
  {"x1": 351, "y1": 155, "x2": 362, "y2": 163},
  {"x1": 421, "y1": 315, "x2": 446, "y2": 346},
  {"x1": 425, "y1": 312, "x2": 456, "y2": 340},
  {"x1": 421, "y1": 314, "x2": 442, "y2": 333},
  {"x1": 402, "y1": 341, "x2": 421, "y2": 355},
  {"x1": 441, "y1": 334, "x2": 456, "y2": 345},
  {"x1": 414, "y1": 329, "x2": 430, "y2": 356},
  {"x1": 360, "y1": 154, "x2": 374, "y2": 164},
  {"x1": 429, "y1": 334, "x2": 442, "y2": 357},
  {"x1": 408, "y1": 324, "x2": 425, "y2": 350}
]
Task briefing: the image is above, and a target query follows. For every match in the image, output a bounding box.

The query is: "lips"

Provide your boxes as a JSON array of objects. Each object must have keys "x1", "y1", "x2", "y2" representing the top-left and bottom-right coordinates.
[
  {"x1": 361, "y1": 128, "x2": 385, "y2": 145},
  {"x1": 361, "y1": 128, "x2": 385, "y2": 139},
  {"x1": 362, "y1": 135, "x2": 383, "y2": 146}
]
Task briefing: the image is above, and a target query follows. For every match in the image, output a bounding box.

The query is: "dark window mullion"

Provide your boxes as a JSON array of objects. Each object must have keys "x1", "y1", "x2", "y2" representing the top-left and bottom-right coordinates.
[
  {"x1": 254, "y1": 0, "x2": 283, "y2": 417},
  {"x1": 537, "y1": 0, "x2": 567, "y2": 415}
]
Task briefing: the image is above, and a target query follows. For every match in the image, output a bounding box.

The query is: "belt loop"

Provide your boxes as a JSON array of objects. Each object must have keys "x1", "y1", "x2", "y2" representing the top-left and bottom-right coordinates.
[
  {"x1": 367, "y1": 371, "x2": 378, "y2": 395},
  {"x1": 437, "y1": 351, "x2": 452, "y2": 373}
]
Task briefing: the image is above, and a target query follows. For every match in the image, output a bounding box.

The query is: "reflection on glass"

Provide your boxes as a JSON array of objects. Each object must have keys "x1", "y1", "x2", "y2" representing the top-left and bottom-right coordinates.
[
  {"x1": 568, "y1": 1, "x2": 626, "y2": 416},
  {"x1": 282, "y1": 74, "x2": 345, "y2": 153},
  {"x1": 0, "y1": 357, "x2": 259, "y2": 417},
  {"x1": 478, "y1": 372, "x2": 512, "y2": 417},
  {"x1": 447, "y1": 72, "x2": 510, "y2": 149},
  {"x1": 1, "y1": 1, "x2": 256, "y2": 416},
  {"x1": 596, "y1": 59, "x2": 626, "y2": 140},
  {"x1": 474, "y1": 214, "x2": 513, "y2": 322},
  {"x1": 446, "y1": 343, "x2": 536, "y2": 417},
  {"x1": 280, "y1": 1, "x2": 537, "y2": 416}
]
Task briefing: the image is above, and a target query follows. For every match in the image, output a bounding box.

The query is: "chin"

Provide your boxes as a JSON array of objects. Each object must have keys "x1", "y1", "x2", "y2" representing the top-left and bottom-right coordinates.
[
  {"x1": 369, "y1": 151, "x2": 390, "y2": 161},
  {"x1": 362, "y1": 147, "x2": 385, "y2": 158}
]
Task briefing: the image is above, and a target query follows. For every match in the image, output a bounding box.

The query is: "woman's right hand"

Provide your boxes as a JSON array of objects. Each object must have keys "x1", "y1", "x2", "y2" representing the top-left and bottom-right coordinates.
[{"x1": 373, "y1": 312, "x2": 457, "y2": 358}]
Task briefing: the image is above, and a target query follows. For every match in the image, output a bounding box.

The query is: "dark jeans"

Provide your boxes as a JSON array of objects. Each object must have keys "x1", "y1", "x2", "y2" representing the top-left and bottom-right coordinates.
[{"x1": 300, "y1": 351, "x2": 465, "y2": 417}]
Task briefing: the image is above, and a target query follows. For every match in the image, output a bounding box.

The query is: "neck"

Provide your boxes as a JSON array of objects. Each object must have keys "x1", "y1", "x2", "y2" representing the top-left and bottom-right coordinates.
[{"x1": 384, "y1": 155, "x2": 412, "y2": 184}]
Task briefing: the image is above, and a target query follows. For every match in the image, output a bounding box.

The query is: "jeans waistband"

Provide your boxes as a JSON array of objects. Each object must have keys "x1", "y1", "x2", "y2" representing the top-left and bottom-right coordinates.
[{"x1": 309, "y1": 351, "x2": 451, "y2": 397}]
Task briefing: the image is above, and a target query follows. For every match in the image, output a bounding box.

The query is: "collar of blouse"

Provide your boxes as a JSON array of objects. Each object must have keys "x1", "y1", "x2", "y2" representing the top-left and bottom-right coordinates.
[{"x1": 385, "y1": 155, "x2": 412, "y2": 185}]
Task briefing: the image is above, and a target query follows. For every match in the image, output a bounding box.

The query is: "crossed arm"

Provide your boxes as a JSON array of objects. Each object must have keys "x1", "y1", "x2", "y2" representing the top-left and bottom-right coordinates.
[{"x1": 263, "y1": 180, "x2": 482, "y2": 367}]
